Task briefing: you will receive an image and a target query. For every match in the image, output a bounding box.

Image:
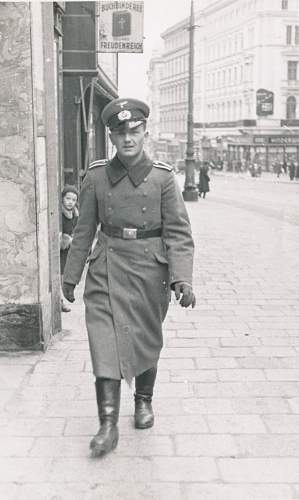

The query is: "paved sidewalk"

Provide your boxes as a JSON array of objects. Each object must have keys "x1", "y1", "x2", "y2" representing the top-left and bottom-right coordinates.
[{"x1": 1, "y1": 188, "x2": 299, "y2": 499}]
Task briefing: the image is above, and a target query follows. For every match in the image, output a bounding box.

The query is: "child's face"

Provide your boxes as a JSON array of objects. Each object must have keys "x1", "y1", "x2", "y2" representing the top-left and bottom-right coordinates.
[{"x1": 63, "y1": 192, "x2": 77, "y2": 210}]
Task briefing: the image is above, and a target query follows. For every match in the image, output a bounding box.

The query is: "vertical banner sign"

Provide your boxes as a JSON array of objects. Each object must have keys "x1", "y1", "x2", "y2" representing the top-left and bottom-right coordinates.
[
  {"x1": 256, "y1": 88, "x2": 274, "y2": 116},
  {"x1": 98, "y1": 1, "x2": 144, "y2": 53}
]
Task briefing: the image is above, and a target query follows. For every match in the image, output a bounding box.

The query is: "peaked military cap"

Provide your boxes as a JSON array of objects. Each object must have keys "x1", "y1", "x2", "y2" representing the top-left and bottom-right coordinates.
[{"x1": 101, "y1": 97, "x2": 150, "y2": 130}]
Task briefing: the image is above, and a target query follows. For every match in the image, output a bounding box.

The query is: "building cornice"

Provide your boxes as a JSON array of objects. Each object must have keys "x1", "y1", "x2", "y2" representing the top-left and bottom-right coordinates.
[{"x1": 161, "y1": 17, "x2": 189, "y2": 38}]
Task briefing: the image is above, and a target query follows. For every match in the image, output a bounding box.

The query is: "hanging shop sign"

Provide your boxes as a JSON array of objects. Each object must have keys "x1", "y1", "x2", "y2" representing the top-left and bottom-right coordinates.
[
  {"x1": 256, "y1": 88, "x2": 274, "y2": 116},
  {"x1": 98, "y1": 1, "x2": 144, "y2": 53}
]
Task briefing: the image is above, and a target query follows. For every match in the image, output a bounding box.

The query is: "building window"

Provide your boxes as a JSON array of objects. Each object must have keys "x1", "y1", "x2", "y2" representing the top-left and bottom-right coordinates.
[
  {"x1": 281, "y1": 0, "x2": 288, "y2": 8},
  {"x1": 288, "y1": 61, "x2": 298, "y2": 80},
  {"x1": 286, "y1": 96, "x2": 296, "y2": 119},
  {"x1": 295, "y1": 26, "x2": 299, "y2": 45},
  {"x1": 239, "y1": 100, "x2": 243, "y2": 119},
  {"x1": 286, "y1": 25, "x2": 292, "y2": 45}
]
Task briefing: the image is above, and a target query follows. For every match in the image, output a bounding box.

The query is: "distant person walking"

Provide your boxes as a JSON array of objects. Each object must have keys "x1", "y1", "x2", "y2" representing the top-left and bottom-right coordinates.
[
  {"x1": 288, "y1": 160, "x2": 295, "y2": 181},
  {"x1": 198, "y1": 163, "x2": 210, "y2": 198}
]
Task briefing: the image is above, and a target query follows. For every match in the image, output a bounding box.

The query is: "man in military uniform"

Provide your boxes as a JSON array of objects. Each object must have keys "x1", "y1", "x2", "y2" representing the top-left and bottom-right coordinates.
[{"x1": 63, "y1": 98, "x2": 195, "y2": 458}]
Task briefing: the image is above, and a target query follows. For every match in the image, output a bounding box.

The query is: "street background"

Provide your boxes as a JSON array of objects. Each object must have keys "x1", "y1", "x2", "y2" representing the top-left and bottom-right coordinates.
[{"x1": 1, "y1": 173, "x2": 299, "y2": 499}]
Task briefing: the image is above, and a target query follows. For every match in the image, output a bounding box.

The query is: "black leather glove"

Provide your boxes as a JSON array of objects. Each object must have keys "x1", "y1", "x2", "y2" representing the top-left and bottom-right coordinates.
[
  {"x1": 174, "y1": 282, "x2": 196, "y2": 308},
  {"x1": 62, "y1": 282, "x2": 76, "y2": 303}
]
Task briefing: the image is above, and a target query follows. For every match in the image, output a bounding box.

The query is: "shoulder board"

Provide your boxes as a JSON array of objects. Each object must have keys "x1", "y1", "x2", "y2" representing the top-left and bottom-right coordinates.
[
  {"x1": 89, "y1": 159, "x2": 108, "y2": 170},
  {"x1": 153, "y1": 161, "x2": 173, "y2": 172}
]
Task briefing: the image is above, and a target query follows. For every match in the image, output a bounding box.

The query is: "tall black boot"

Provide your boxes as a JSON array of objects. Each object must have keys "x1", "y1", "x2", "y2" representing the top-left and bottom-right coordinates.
[
  {"x1": 90, "y1": 377, "x2": 121, "y2": 457},
  {"x1": 134, "y1": 366, "x2": 157, "y2": 429}
]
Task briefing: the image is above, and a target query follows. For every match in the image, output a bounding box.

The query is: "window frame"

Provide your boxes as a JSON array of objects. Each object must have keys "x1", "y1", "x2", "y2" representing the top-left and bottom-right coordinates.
[
  {"x1": 288, "y1": 61, "x2": 298, "y2": 81},
  {"x1": 281, "y1": 0, "x2": 288, "y2": 9}
]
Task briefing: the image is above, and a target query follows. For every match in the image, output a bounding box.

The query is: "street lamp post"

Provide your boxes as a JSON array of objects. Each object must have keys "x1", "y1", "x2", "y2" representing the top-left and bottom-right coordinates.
[{"x1": 183, "y1": 0, "x2": 198, "y2": 202}]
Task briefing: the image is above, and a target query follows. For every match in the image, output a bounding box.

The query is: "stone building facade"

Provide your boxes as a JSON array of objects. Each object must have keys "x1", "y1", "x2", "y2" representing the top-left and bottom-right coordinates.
[{"x1": 0, "y1": 2, "x2": 64, "y2": 349}]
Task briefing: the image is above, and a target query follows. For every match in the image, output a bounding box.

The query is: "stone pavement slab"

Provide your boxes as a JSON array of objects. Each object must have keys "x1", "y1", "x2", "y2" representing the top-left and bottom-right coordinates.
[{"x1": 1, "y1": 175, "x2": 299, "y2": 499}]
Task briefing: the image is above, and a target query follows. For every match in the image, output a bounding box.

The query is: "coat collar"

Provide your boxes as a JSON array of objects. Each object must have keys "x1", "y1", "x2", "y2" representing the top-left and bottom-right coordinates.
[
  {"x1": 62, "y1": 205, "x2": 78, "y2": 220},
  {"x1": 106, "y1": 153, "x2": 153, "y2": 187}
]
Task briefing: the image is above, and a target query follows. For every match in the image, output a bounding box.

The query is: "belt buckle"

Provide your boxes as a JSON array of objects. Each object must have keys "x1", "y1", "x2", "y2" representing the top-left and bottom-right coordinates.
[{"x1": 122, "y1": 228, "x2": 137, "y2": 239}]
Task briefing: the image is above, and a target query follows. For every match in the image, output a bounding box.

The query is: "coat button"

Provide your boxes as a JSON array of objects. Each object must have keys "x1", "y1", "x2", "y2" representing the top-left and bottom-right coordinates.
[
  {"x1": 142, "y1": 207, "x2": 147, "y2": 213},
  {"x1": 143, "y1": 192, "x2": 147, "y2": 197},
  {"x1": 108, "y1": 207, "x2": 113, "y2": 212},
  {"x1": 144, "y1": 248, "x2": 149, "y2": 254},
  {"x1": 143, "y1": 177, "x2": 148, "y2": 182},
  {"x1": 109, "y1": 248, "x2": 114, "y2": 252},
  {"x1": 108, "y1": 193, "x2": 112, "y2": 197}
]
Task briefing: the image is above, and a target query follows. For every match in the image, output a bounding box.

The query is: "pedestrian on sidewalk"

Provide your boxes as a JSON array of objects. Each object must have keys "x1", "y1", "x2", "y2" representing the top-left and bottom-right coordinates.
[
  {"x1": 62, "y1": 98, "x2": 195, "y2": 458},
  {"x1": 60, "y1": 184, "x2": 79, "y2": 313},
  {"x1": 198, "y1": 163, "x2": 210, "y2": 198},
  {"x1": 288, "y1": 160, "x2": 295, "y2": 180}
]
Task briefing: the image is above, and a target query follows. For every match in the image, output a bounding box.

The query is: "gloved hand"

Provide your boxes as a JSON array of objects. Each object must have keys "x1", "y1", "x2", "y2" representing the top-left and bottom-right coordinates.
[
  {"x1": 174, "y1": 282, "x2": 196, "y2": 308},
  {"x1": 62, "y1": 282, "x2": 76, "y2": 303}
]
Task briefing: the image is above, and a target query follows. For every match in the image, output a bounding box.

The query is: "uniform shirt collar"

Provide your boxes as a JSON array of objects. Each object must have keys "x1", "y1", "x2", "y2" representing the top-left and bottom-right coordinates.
[{"x1": 106, "y1": 153, "x2": 153, "y2": 187}]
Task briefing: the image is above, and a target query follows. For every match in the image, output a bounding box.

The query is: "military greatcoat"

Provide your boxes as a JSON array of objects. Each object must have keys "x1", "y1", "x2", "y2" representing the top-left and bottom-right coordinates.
[{"x1": 63, "y1": 153, "x2": 194, "y2": 383}]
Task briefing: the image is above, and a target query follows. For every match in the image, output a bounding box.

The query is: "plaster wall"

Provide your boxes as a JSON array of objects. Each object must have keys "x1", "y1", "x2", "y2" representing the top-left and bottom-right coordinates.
[
  {"x1": 0, "y1": 3, "x2": 38, "y2": 306},
  {"x1": 0, "y1": 2, "x2": 61, "y2": 349}
]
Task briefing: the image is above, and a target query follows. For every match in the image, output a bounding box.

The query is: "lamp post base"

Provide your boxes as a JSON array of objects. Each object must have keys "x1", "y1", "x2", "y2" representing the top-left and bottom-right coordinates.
[{"x1": 182, "y1": 189, "x2": 198, "y2": 202}]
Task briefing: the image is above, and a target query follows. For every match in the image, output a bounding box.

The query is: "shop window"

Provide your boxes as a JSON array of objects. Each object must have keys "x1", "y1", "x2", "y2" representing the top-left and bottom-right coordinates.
[
  {"x1": 288, "y1": 61, "x2": 298, "y2": 80},
  {"x1": 281, "y1": 0, "x2": 288, "y2": 9},
  {"x1": 286, "y1": 25, "x2": 292, "y2": 45},
  {"x1": 286, "y1": 96, "x2": 296, "y2": 119}
]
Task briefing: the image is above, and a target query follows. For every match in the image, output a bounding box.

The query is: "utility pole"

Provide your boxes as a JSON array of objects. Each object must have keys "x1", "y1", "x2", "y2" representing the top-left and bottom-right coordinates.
[{"x1": 183, "y1": 0, "x2": 198, "y2": 202}]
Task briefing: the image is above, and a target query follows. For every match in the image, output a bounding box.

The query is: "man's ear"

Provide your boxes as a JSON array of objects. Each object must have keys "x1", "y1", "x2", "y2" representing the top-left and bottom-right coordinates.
[
  {"x1": 109, "y1": 131, "x2": 115, "y2": 145},
  {"x1": 144, "y1": 130, "x2": 149, "y2": 140}
]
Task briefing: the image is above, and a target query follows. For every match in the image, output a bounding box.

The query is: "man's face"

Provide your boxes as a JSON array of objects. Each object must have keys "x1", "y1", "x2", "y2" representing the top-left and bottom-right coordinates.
[{"x1": 109, "y1": 123, "x2": 148, "y2": 160}]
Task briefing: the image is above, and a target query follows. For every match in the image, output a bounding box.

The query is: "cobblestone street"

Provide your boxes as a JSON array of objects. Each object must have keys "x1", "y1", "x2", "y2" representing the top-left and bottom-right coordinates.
[{"x1": 1, "y1": 174, "x2": 299, "y2": 499}]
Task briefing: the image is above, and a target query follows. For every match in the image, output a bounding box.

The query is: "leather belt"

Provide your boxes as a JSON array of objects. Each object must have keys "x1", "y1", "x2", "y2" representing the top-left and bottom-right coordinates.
[{"x1": 101, "y1": 224, "x2": 162, "y2": 240}]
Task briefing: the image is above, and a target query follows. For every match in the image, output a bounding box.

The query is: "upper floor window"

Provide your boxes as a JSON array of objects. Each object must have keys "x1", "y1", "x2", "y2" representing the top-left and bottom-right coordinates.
[
  {"x1": 295, "y1": 26, "x2": 299, "y2": 45},
  {"x1": 286, "y1": 25, "x2": 292, "y2": 45},
  {"x1": 286, "y1": 96, "x2": 296, "y2": 119},
  {"x1": 281, "y1": 0, "x2": 288, "y2": 9},
  {"x1": 288, "y1": 61, "x2": 298, "y2": 80}
]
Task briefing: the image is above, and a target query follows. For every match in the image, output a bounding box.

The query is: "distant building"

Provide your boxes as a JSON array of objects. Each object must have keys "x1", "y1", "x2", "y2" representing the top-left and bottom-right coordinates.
[
  {"x1": 148, "y1": 0, "x2": 299, "y2": 170},
  {"x1": 156, "y1": 18, "x2": 190, "y2": 165},
  {"x1": 146, "y1": 53, "x2": 164, "y2": 157}
]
